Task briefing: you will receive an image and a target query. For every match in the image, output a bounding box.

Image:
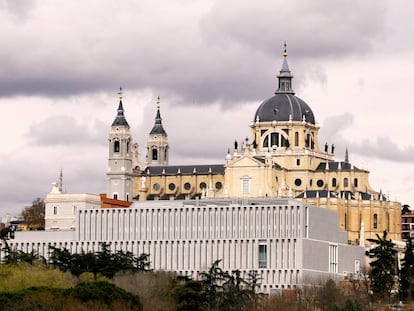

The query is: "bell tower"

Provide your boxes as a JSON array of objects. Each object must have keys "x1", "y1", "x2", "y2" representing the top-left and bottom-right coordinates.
[
  {"x1": 107, "y1": 88, "x2": 133, "y2": 201},
  {"x1": 146, "y1": 97, "x2": 169, "y2": 166}
]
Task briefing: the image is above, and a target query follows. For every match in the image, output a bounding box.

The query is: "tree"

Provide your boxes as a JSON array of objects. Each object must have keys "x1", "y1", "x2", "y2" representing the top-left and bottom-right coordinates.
[
  {"x1": 402, "y1": 204, "x2": 411, "y2": 215},
  {"x1": 199, "y1": 259, "x2": 226, "y2": 310},
  {"x1": 20, "y1": 198, "x2": 45, "y2": 230},
  {"x1": 220, "y1": 269, "x2": 252, "y2": 311},
  {"x1": 171, "y1": 277, "x2": 203, "y2": 311},
  {"x1": 400, "y1": 237, "x2": 414, "y2": 301},
  {"x1": 134, "y1": 253, "x2": 152, "y2": 272},
  {"x1": 319, "y1": 279, "x2": 341, "y2": 311},
  {"x1": 366, "y1": 231, "x2": 398, "y2": 302}
]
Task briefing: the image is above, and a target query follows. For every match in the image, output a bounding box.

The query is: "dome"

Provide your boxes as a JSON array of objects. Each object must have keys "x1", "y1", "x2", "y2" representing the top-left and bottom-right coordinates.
[{"x1": 254, "y1": 93, "x2": 315, "y2": 124}]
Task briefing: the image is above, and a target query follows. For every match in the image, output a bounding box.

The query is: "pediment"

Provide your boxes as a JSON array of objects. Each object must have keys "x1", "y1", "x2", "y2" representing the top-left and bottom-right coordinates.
[{"x1": 227, "y1": 154, "x2": 265, "y2": 168}]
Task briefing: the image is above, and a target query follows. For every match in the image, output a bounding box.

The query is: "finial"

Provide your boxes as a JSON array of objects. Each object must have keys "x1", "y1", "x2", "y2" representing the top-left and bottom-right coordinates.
[
  {"x1": 345, "y1": 146, "x2": 349, "y2": 164},
  {"x1": 118, "y1": 86, "x2": 123, "y2": 100},
  {"x1": 283, "y1": 41, "x2": 288, "y2": 57},
  {"x1": 156, "y1": 96, "x2": 160, "y2": 109}
]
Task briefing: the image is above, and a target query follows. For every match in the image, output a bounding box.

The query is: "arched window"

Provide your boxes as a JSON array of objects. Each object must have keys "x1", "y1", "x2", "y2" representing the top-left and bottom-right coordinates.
[
  {"x1": 152, "y1": 149, "x2": 158, "y2": 160},
  {"x1": 344, "y1": 178, "x2": 349, "y2": 188},
  {"x1": 305, "y1": 133, "x2": 314, "y2": 149},
  {"x1": 296, "y1": 159, "x2": 300, "y2": 166},
  {"x1": 354, "y1": 178, "x2": 358, "y2": 187},
  {"x1": 373, "y1": 213, "x2": 378, "y2": 229},
  {"x1": 114, "y1": 140, "x2": 120, "y2": 153},
  {"x1": 332, "y1": 178, "x2": 337, "y2": 187},
  {"x1": 262, "y1": 132, "x2": 289, "y2": 148},
  {"x1": 295, "y1": 132, "x2": 299, "y2": 146}
]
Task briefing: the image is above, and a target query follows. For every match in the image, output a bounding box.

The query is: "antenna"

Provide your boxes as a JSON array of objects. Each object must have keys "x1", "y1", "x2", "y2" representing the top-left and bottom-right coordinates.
[{"x1": 59, "y1": 169, "x2": 63, "y2": 192}]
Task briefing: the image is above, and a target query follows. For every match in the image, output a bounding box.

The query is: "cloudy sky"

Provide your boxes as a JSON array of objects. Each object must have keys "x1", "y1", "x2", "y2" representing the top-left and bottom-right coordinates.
[{"x1": 1, "y1": 0, "x2": 413, "y2": 216}]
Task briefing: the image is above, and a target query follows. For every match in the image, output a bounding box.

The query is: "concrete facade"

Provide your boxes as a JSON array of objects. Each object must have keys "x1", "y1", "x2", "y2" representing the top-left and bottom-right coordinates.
[{"x1": 3, "y1": 198, "x2": 365, "y2": 293}]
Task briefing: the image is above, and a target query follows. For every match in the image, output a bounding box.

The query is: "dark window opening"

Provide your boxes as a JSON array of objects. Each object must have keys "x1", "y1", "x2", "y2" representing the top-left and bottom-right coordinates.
[
  {"x1": 114, "y1": 140, "x2": 120, "y2": 153},
  {"x1": 296, "y1": 159, "x2": 300, "y2": 166},
  {"x1": 317, "y1": 180, "x2": 324, "y2": 187},
  {"x1": 152, "y1": 149, "x2": 158, "y2": 160},
  {"x1": 354, "y1": 178, "x2": 358, "y2": 187},
  {"x1": 344, "y1": 178, "x2": 349, "y2": 188},
  {"x1": 294, "y1": 179, "x2": 302, "y2": 187},
  {"x1": 215, "y1": 182, "x2": 222, "y2": 190},
  {"x1": 184, "y1": 182, "x2": 191, "y2": 191},
  {"x1": 332, "y1": 178, "x2": 337, "y2": 187},
  {"x1": 295, "y1": 132, "x2": 299, "y2": 146},
  {"x1": 373, "y1": 214, "x2": 378, "y2": 229},
  {"x1": 168, "y1": 183, "x2": 176, "y2": 191},
  {"x1": 200, "y1": 182, "x2": 207, "y2": 189},
  {"x1": 113, "y1": 194, "x2": 118, "y2": 200}
]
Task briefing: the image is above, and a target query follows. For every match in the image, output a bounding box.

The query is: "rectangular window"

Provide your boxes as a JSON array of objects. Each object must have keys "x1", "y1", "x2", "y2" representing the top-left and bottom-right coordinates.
[
  {"x1": 53, "y1": 206, "x2": 57, "y2": 215},
  {"x1": 242, "y1": 179, "x2": 250, "y2": 194},
  {"x1": 113, "y1": 193, "x2": 118, "y2": 200},
  {"x1": 329, "y1": 244, "x2": 338, "y2": 273},
  {"x1": 259, "y1": 244, "x2": 267, "y2": 268}
]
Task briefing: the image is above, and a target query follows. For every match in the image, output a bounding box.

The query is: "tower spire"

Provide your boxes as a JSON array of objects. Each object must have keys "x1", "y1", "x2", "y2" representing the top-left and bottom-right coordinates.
[
  {"x1": 345, "y1": 146, "x2": 349, "y2": 164},
  {"x1": 150, "y1": 97, "x2": 167, "y2": 135},
  {"x1": 275, "y1": 42, "x2": 295, "y2": 95},
  {"x1": 147, "y1": 97, "x2": 169, "y2": 166},
  {"x1": 107, "y1": 86, "x2": 133, "y2": 201},
  {"x1": 112, "y1": 87, "x2": 129, "y2": 127}
]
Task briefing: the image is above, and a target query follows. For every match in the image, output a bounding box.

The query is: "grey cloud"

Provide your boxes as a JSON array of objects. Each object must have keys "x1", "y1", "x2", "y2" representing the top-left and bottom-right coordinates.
[
  {"x1": 0, "y1": 144, "x2": 106, "y2": 216},
  {"x1": 0, "y1": 0, "x2": 37, "y2": 20},
  {"x1": 352, "y1": 137, "x2": 414, "y2": 163},
  {"x1": 26, "y1": 115, "x2": 107, "y2": 146},
  {"x1": 319, "y1": 113, "x2": 414, "y2": 163},
  {"x1": 0, "y1": 0, "x2": 391, "y2": 105},
  {"x1": 319, "y1": 113, "x2": 354, "y2": 141},
  {"x1": 200, "y1": 0, "x2": 387, "y2": 59}
]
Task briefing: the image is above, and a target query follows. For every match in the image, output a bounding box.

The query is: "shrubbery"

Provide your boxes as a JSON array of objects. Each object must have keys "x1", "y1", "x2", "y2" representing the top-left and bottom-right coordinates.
[{"x1": 0, "y1": 282, "x2": 142, "y2": 311}]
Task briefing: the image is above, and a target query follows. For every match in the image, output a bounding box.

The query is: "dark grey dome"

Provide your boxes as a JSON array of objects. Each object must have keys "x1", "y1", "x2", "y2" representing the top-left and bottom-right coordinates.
[{"x1": 254, "y1": 93, "x2": 315, "y2": 124}]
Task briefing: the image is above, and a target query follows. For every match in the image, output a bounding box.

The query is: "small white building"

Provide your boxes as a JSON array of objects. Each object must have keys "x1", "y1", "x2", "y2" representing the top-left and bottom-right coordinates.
[{"x1": 44, "y1": 182, "x2": 101, "y2": 230}]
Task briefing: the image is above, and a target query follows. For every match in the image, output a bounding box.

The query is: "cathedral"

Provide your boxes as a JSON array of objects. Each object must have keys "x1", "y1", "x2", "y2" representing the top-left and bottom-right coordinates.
[
  {"x1": 6, "y1": 46, "x2": 402, "y2": 292},
  {"x1": 107, "y1": 46, "x2": 401, "y2": 246}
]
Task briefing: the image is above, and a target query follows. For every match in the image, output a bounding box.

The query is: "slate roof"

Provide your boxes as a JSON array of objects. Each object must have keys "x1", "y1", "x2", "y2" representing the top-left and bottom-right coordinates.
[
  {"x1": 315, "y1": 162, "x2": 362, "y2": 171},
  {"x1": 112, "y1": 100, "x2": 129, "y2": 127},
  {"x1": 145, "y1": 164, "x2": 225, "y2": 176},
  {"x1": 254, "y1": 94, "x2": 315, "y2": 124},
  {"x1": 150, "y1": 108, "x2": 167, "y2": 135},
  {"x1": 296, "y1": 190, "x2": 381, "y2": 201}
]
